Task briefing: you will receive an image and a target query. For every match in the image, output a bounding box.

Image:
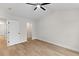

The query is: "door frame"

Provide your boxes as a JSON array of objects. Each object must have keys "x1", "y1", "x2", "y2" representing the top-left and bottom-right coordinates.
[{"x1": 27, "y1": 22, "x2": 32, "y2": 41}]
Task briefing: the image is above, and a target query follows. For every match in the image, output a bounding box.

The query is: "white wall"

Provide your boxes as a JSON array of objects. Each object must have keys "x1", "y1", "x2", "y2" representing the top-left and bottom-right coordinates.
[
  {"x1": 32, "y1": 20, "x2": 39, "y2": 39},
  {"x1": 35, "y1": 10, "x2": 79, "y2": 52}
]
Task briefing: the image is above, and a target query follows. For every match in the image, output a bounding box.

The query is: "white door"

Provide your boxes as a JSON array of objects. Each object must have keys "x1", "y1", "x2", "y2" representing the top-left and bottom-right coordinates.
[{"x1": 7, "y1": 20, "x2": 21, "y2": 46}]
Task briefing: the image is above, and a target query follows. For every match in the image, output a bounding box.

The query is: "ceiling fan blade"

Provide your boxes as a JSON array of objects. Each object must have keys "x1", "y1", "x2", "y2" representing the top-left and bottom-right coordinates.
[
  {"x1": 34, "y1": 7, "x2": 37, "y2": 10},
  {"x1": 41, "y1": 3, "x2": 50, "y2": 5},
  {"x1": 40, "y1": 7, "x2": 46, "y2": 11},
  {"x1": 26, "y1": 3, "x2": 36, "y2": 5}
]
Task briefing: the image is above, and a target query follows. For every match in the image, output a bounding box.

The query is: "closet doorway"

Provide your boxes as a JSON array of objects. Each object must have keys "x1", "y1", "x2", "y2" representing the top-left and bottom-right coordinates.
[{"x1": 27, "y1": 22, "x2": 32, "y2": 41}]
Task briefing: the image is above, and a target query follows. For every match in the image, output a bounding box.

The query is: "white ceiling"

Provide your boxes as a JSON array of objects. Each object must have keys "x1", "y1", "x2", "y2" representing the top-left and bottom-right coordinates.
[{"x1": 0, "y1": 3, "x2": 79, "y2": 20}]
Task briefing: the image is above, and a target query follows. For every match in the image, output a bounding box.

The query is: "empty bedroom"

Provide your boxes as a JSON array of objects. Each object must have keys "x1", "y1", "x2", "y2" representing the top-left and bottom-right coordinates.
[{"x1": 0, "y1": 3, "x2": 79, "y2": 56}]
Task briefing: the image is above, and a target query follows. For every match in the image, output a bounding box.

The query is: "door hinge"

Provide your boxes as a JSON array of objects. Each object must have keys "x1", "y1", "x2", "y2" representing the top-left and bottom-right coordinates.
[
  {"x1": 8, "y1": 22, "x2": 10, "y2": 24},
  {"x1": 8, "y1": 32, "x2": 10, "y2": 34},
  {"x1": 8, "y1": 41, "x2": 10, "y2": 43}
]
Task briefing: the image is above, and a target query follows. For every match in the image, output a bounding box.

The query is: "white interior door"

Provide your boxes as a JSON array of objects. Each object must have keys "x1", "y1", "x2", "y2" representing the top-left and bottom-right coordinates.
[{"x1": 7, "y1": 20, "x2": 21, "y2": 46}]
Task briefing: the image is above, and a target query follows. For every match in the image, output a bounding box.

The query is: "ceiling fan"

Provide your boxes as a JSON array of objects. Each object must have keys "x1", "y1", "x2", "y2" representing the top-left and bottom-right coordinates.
[{"x1": 26, "y1": 3, "x2": 50, "y2": 11}]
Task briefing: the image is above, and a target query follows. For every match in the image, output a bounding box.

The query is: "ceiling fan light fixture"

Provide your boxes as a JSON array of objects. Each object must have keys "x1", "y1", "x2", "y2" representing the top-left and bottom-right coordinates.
[
  {"x1": 37, "y1": 5, "x2": 40, "y2": 8},
  {"x1": 26, "y1": 3, "x2": 51, "y2": 11}
]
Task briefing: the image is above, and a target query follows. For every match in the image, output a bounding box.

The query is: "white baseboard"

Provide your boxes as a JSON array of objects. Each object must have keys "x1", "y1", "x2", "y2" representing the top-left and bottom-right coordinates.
[
  {"x1": 36, "y1": 37, "x2": 79, "y2": 52},
  {"x1": 32, "y1": 37, "x2": 38, "y2": 40}
]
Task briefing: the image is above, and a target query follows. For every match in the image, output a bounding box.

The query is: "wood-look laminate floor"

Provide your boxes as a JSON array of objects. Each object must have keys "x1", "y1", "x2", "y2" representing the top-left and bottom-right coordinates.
[
  {"x1": 0, "y1": 39, "x2": 79, "y2": 56},
  {"x1": 0, "y1": 35, "x2": 6, "y2": 48}
]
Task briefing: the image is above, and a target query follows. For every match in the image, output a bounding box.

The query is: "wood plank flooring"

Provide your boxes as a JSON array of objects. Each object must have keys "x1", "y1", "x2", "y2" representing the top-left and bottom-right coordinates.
[
  {"x1": 0, "y1": 39, "x2": 79, "y2": 56},
  {"x1": 0, "y1": 35, "x2": 6, "y2": 48}
]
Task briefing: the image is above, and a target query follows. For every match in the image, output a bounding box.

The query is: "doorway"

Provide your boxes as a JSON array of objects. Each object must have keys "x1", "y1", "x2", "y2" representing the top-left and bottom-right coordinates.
[
  {"x1": 27, "y1": 22, "x2": 32, "y2": 41},
  {"x1": 0, "y1": 19, "x2": 7, "y2": 48}
]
